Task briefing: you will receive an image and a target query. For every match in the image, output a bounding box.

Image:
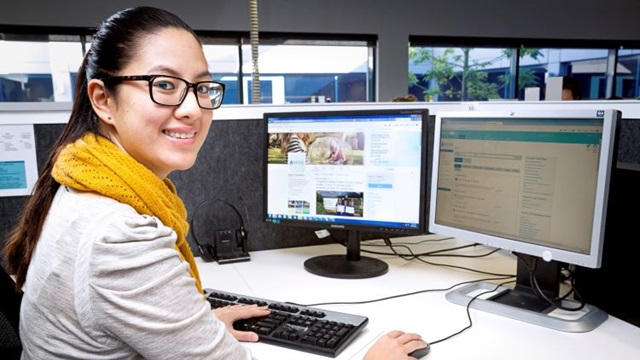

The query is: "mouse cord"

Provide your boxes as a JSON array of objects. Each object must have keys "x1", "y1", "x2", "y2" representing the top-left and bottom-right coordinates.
[{"x1": 428, "y1": 279, "x2": 514, "y2": 346}]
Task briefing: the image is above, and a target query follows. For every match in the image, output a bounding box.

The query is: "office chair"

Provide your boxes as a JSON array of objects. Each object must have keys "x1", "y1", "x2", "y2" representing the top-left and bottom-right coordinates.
[{"x1": 1, "y1": 264, "x2": 22, "y2": 360}]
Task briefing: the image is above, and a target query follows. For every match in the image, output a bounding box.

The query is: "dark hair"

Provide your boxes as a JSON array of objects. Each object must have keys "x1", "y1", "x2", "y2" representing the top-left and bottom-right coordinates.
[
  {"x1": 2, "y1": 6, "x2": 200, "y2": 290},
  {"x1": 563, "y1": 75, "x2": 582, "y2": 100},
  {"x1": 391, "y1": 94, "x2": 418, "y2": 102}
]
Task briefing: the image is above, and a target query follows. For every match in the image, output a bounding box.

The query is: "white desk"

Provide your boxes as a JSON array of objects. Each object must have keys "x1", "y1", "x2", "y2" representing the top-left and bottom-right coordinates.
[{"x1": 196, "y1": 235, "x2": 640, "y2": 360}]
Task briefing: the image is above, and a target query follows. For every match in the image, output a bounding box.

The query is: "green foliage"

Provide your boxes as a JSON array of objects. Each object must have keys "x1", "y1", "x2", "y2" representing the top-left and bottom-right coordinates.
[
  {"x1": 316, "y1": 192, "x2": 326, "y2": 213},
  {"x1": 409, "y1": 46, "x2": 545, "y2": 101}
]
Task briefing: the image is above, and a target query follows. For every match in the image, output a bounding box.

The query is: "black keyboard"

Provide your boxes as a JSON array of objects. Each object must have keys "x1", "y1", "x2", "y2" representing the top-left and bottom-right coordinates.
[{"x1": 204, "y1": 288, "x2": 369, "y2": 358}]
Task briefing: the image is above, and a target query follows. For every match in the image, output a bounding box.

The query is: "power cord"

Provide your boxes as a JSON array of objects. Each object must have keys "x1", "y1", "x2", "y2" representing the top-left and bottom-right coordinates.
[{"x1": 428, "y1": 279, "x2": 515, "y2": 345}]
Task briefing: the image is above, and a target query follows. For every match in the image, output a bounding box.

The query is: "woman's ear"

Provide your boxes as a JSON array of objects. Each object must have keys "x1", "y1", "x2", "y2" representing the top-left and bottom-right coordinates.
[{"x1": 87, "y1": 79, "x2": 115, "y2": 125}]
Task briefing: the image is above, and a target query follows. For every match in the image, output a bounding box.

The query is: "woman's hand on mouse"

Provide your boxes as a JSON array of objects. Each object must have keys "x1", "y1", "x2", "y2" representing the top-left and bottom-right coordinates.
[{"x1": 363, "y1": 330, "x2": 428, "y2": 360}]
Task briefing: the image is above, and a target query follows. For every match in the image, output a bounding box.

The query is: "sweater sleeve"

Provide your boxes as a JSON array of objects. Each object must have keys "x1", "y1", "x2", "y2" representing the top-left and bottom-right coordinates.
[{"x1": 80, "y1": 209, "x2": 252, "y2": 360}]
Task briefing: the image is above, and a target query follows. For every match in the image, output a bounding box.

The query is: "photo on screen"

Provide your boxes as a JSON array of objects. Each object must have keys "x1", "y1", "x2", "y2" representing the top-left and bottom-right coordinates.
[
  {"x1": 316, "y1": 191, "x2": 363, "y2": 217},
  {"x1": 267, "y1": 131, "x2": 364, "y2": 165}
]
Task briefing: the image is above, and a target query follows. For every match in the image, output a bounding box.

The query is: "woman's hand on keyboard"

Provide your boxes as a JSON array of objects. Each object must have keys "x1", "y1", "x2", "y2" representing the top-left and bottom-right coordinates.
[{"x1": 213, "y1": 304, "x2": 271, "y2": 342}]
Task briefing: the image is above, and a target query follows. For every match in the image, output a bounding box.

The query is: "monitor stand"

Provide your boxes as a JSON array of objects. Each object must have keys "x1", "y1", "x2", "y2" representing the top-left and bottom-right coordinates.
[
  {"x1": 304, "y1": 230, "x2": 388, "y2": 279},
  {"x1": 446, "y1": 254, "x2": 608, "y2": 332}
]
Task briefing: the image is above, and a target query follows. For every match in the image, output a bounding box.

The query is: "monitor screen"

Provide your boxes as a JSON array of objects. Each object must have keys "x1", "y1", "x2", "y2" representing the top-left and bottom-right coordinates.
[
  {"x1": 429, "y1": 108, "x2": 620, "y2": 332},
  {"x1": 264, "y1": 107, "x2": 429, "y2": 279}
]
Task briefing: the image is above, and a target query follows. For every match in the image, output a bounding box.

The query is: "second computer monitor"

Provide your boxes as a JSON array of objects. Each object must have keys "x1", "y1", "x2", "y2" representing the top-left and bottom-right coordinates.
[
  {"x1": 429, "y1": 108, "x2": 620, "y2": 332},
  {"x1": 264, "y1": 107, "x2": 430, "y2": 279}
]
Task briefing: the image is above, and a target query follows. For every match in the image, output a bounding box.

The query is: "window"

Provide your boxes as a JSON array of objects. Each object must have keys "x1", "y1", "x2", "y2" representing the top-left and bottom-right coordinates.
[
  {"x1": 237, "y1": 36, "x2": 375, "y2": 104},
  {"x1": 409, "y1": 46, "x2": 511, "y2": 101},
  {"x1": 0, "y1": 34, "x2": 84, "y2": 102},
  {"x1": 615, "y1": 48, "x2": 640, "y2": 99},
  {"x1": 1, "y1": 29, "x2": 376, "y2": 105},
  {"x1": 409, "y1": 37, "x2": 640, "y2": 101},
  {"x1": 521, "y1": 48, "x2": 610, "y2": 100}
]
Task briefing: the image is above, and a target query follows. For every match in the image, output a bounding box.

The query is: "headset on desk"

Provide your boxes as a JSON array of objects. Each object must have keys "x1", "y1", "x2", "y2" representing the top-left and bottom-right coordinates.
[{"x1": 189, "y1": 198, "x2": 250, "y2": 264}]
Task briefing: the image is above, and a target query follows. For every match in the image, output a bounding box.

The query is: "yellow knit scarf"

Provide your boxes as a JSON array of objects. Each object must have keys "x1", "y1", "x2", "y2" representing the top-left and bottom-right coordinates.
[{"x1": 51, "y1": 133, "x2": 203, "y2": 294}]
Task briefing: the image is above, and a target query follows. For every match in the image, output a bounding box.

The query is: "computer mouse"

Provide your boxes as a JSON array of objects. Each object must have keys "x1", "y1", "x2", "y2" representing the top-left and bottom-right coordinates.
[{"x1": 408, "y1": 342, "x2": 430, "y2": 359}]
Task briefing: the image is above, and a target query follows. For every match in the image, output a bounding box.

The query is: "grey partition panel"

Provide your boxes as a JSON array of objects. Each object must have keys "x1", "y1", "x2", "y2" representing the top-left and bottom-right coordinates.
[
  {"x1": 617, "y1": 118, "x2": 640, "y2": 164},
  {"x1": 0, "y1": 197, "x2": 25, "y2": 241}
]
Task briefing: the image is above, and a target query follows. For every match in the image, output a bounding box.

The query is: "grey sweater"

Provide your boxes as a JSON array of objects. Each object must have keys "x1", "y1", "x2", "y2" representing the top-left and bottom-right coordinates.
[{"x1": 19, "y1": 186, "x2": 252, "y2": 359}]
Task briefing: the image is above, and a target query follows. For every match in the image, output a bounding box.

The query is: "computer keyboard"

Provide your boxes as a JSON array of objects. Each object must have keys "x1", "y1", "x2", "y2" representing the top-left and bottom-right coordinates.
[{"x1": 204, "y1": 288, "x2": 369, "y2": 358}]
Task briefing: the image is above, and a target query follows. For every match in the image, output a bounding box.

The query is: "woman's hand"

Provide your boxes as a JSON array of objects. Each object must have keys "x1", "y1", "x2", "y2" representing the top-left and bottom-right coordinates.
[
  {"x1": 212, "y1": 304, "x2": 270, "y2": 342},
  {"x1": 363, "y1": 330, "x2": 428, "y2": 360}
]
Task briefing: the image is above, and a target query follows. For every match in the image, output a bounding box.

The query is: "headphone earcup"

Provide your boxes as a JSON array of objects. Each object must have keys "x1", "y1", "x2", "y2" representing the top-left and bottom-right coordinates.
[
  {"x1": 198, "y1": 244, "x2": 216, "y2": 262},
  {"x1": 237, "y1": 226, "x2": 247, "y2": 247}
]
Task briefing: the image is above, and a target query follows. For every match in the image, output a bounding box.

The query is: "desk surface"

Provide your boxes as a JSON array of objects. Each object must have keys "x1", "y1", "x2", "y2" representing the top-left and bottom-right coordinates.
[{"x1": 196, "y1": 235, "x2": 640, "y2": 360}]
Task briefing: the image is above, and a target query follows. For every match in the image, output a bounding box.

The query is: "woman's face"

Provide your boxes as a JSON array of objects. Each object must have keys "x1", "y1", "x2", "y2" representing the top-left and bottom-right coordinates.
[{"x1": 104, "y1": 27, "x2": 214, "y2": 179}]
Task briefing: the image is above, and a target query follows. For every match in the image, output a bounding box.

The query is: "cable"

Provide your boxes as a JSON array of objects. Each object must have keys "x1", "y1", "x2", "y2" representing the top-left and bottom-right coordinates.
[
  {"x1": 290, "y1": 277, "x2": 516, "y2": 348},
  {"x1": 328, "y1": 232, "x2": 514, "y2": 277},
  {"x1": 382, "y1": 237, "x2": 495, "y2": 259},
  {"x1": 295, "y1": 230, "x2": 518, "y2": 347},
  {"x1": 249, "y1": 0, "x2": 260, "y2": 103},
  {"x1": 293, "y1": 276, "x2": 514, "y2": 308},
  {"x1": 331, "y1": 233, "x2": 476, "y2": 258},
  {"x1": 515, "y1": 253, "x2": 586, "y2": 311},
  {"x1": 428, "y1": 279, "x2": 515, "y2": 345}
]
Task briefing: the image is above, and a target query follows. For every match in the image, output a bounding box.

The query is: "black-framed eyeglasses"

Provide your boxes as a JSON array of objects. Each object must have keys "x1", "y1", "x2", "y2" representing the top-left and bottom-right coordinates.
[{"x1": 100, "y1": 74, "x2": 225, "y2": 110}]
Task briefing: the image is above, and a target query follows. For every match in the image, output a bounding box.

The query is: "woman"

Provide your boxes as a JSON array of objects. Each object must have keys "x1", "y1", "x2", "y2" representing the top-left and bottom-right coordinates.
[{"x1": 2, "y1": 6, "x2": 426, "y2": 359}]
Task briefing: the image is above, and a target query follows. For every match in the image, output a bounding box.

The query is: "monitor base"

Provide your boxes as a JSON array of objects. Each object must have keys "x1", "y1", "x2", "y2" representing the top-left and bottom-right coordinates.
[
  {"x1": 304, "y1": 255, "x2": 388, "y2": 279},
  {"x1": 446, "y1": 282, "x2": 608, "y2": 333}
]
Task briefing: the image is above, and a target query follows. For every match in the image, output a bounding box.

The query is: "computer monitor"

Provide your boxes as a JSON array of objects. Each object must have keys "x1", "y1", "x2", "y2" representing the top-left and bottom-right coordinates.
[
  {"x1": 264, "y1": 107, "x2": 429, "y2": 279},
  {"x1": 429, "y1": 108, "x2": 621, "y2": 332}
]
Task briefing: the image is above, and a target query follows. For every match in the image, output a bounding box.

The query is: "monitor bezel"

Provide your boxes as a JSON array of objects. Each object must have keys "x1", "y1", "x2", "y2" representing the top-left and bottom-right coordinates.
[
  {"x1": 263, "y1": 107, "x2": 430, "y2": 236},
  {"x1": 428, "y1": 108, "x2": 620, "y2": 270}
]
